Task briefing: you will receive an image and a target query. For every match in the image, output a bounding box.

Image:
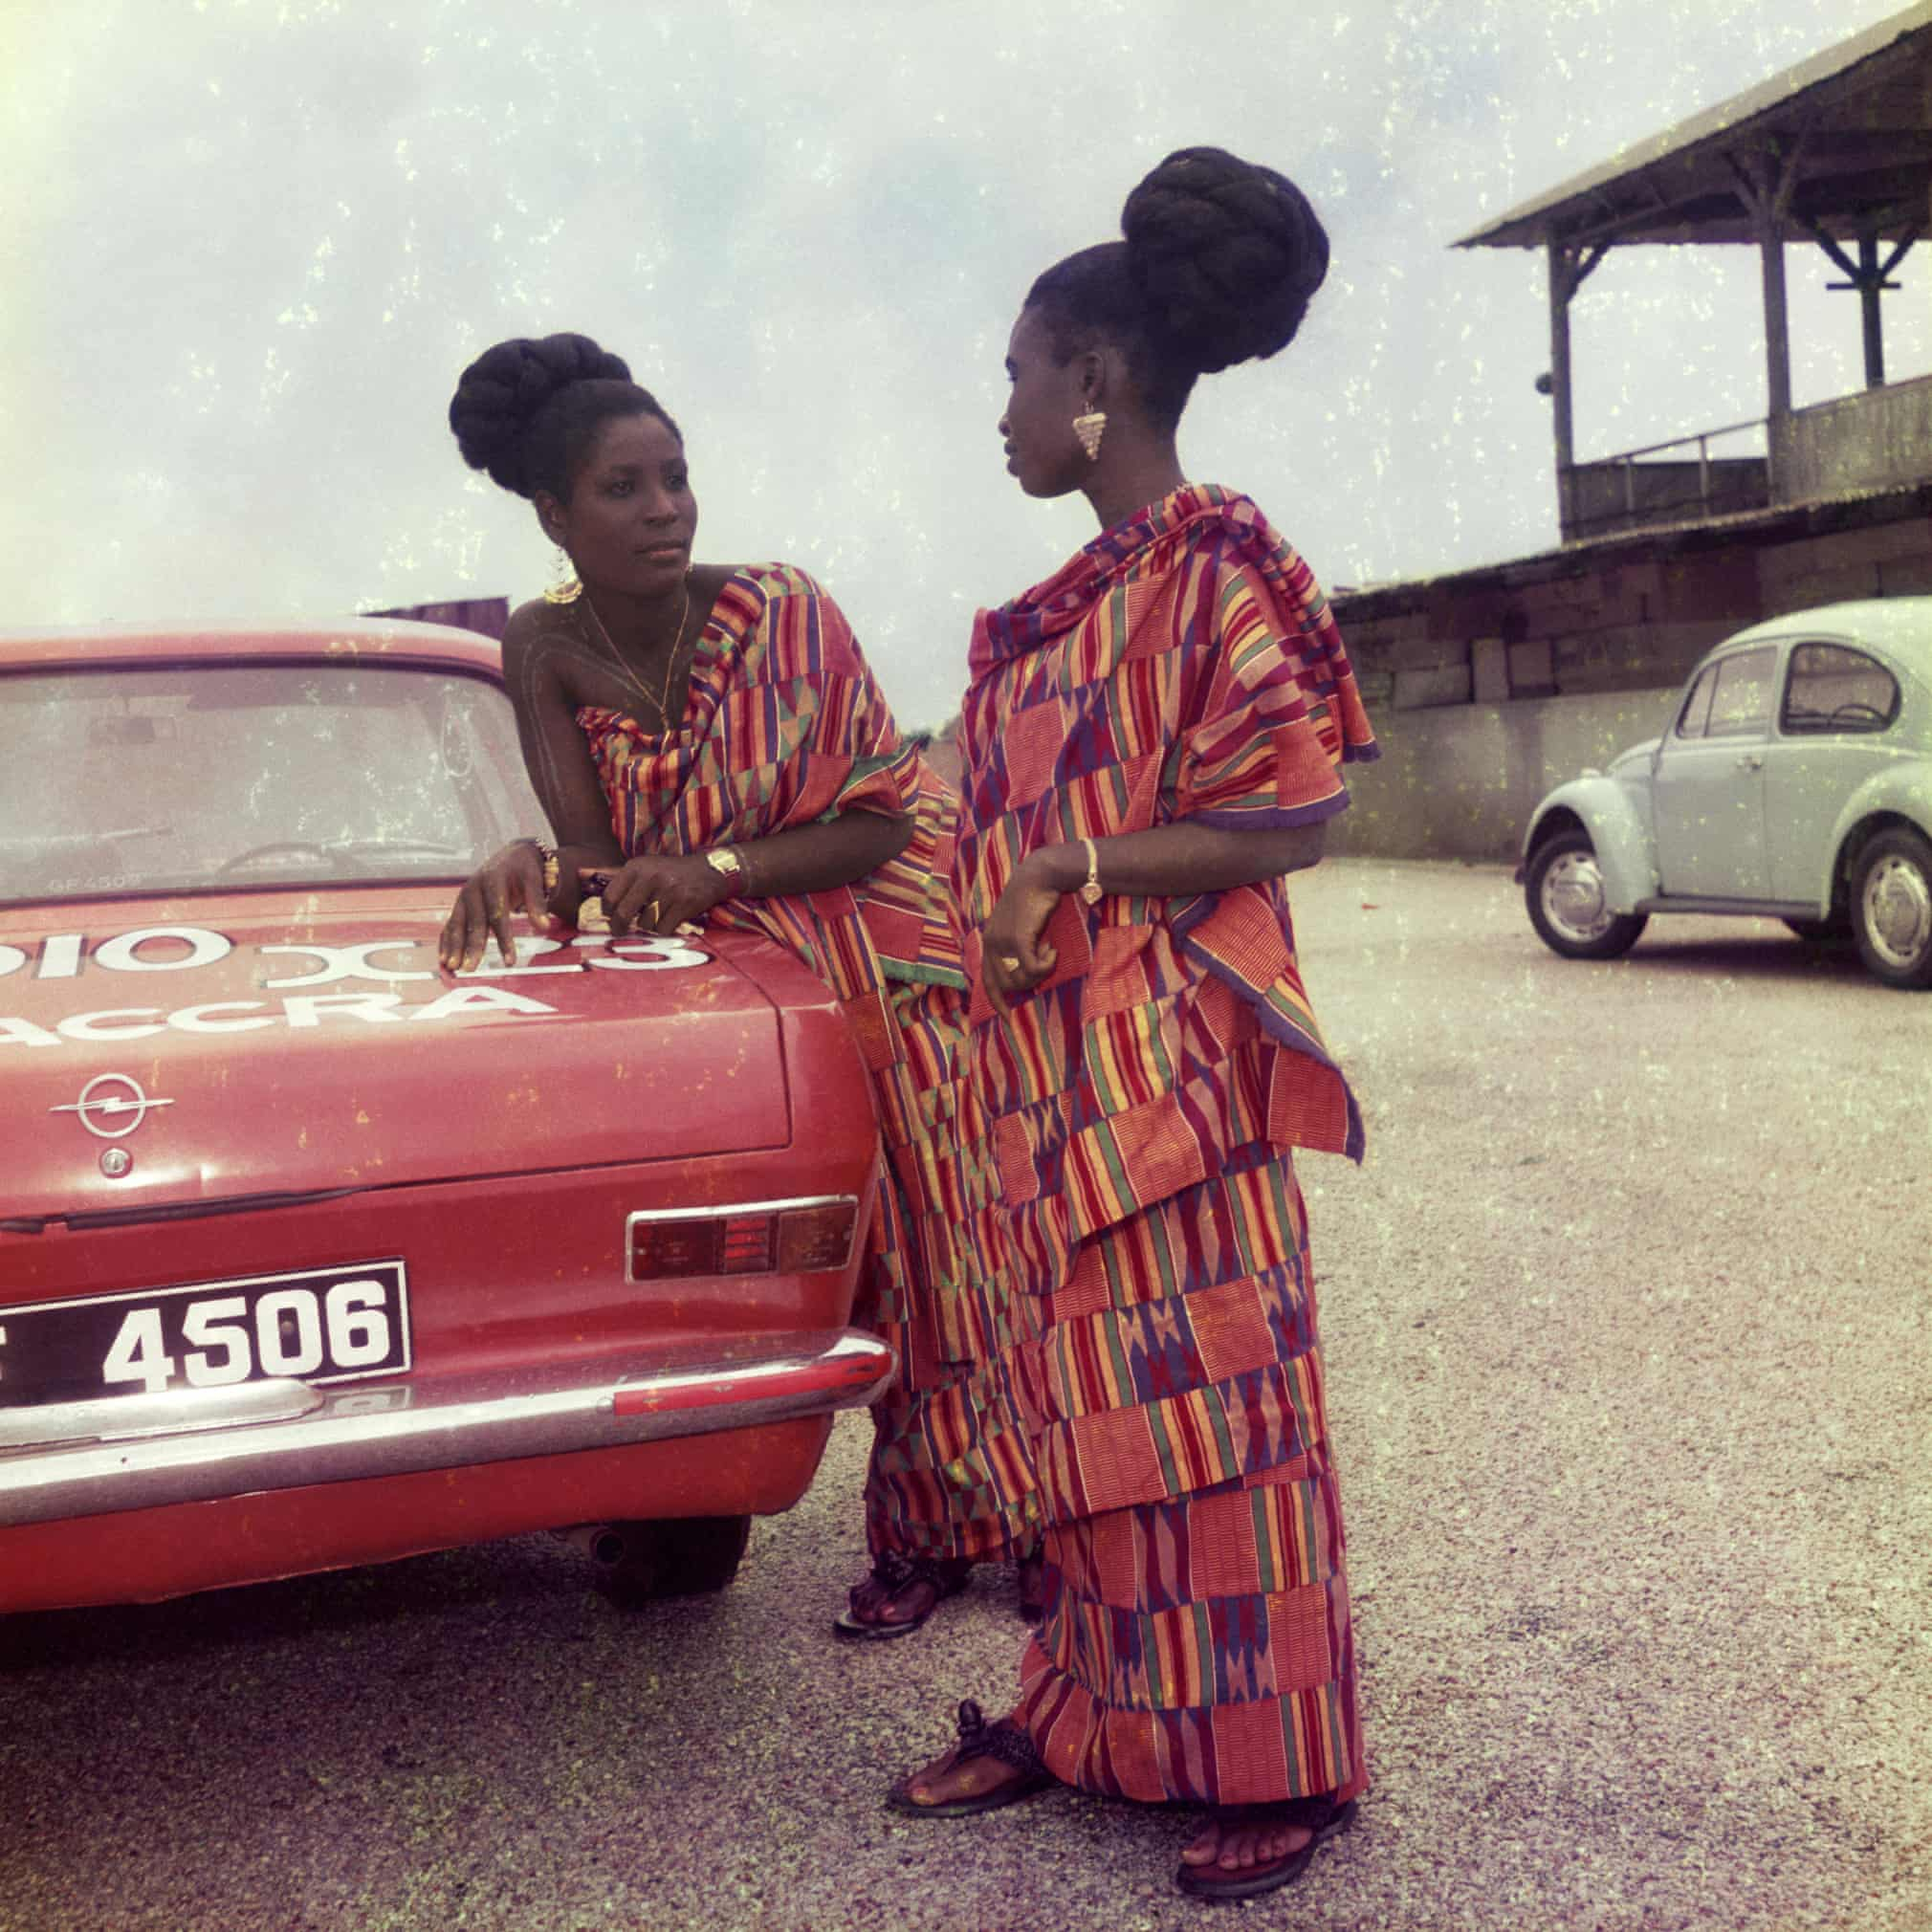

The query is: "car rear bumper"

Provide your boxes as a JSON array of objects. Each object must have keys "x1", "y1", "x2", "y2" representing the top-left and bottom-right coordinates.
[{"x1": 0, "y1": 1328, "x2": 894, "y2": 1528}]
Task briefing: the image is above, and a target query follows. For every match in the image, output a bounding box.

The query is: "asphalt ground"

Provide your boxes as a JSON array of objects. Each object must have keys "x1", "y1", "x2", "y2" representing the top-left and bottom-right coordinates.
[{"x1": 1, "y1": 859, "x2": 1926, "y2": 1932}]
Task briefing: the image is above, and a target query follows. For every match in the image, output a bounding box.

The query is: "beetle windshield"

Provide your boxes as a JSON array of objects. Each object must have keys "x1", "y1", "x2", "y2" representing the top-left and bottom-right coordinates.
[{"x1": 0, "y1": 662, "x2": 542, "y2": 904}]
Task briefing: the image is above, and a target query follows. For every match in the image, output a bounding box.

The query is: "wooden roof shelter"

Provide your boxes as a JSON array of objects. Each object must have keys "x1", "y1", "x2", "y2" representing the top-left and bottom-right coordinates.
[{"x1": 1456, "y1": 4, "x2": 1932, "y2": 538}]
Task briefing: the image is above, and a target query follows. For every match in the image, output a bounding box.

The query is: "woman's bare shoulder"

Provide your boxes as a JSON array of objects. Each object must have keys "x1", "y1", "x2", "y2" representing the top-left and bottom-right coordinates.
[
  {"x1": 499, "y1": 600, "x2": 593, "y2": 710},
  {"x1": 501, "y1": 598, "x2": 587, "y2": 660}
]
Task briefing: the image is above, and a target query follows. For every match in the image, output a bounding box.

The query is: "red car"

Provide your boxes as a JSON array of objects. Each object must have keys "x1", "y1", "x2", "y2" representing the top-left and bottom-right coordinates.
[{"x1": 0, "y1": 621, "x2": 892, "y2": 1614}]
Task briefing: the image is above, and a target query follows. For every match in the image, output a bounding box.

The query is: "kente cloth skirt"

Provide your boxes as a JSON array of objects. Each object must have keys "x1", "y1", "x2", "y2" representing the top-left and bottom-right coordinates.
[
  {"x1": 1012, "y1": 1442, "x2": 1364, "y2": 1806},
  {"x1": 997, "y1": 1145, "x2": 1365, "y2": 1804},
  {"x1": 858, "y1": 977, "x2": 1037, "y2": 1565}
]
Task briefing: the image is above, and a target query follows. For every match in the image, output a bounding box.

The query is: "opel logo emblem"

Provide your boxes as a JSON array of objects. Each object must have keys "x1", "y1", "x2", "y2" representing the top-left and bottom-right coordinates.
[{"x1": 51, "y1": 1072, "x2": 176, "y2": 1140}]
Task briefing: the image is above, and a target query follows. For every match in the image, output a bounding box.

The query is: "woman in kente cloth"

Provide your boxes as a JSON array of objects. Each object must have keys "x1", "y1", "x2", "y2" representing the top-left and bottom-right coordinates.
[
  {"x1": 889, "y1": 151, "x2": 1377, "y2": 1901},
  {"x1": 437, "y1": 334, "x2": 1038, "y2": 1636}
]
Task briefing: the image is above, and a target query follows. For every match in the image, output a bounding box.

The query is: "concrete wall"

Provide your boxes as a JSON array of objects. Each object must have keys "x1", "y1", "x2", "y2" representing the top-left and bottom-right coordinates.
[
  {"x1": 1777, "y1": 374, "x2": 1932, "y2": 500},
  {"x1": 1330, "y1": 687, "x2": 1678, "y2": 863},
  {"x1": 1758, "y1": 516, "x2": 1932, "y2": 612},
  {"x1": 1564, "y1": 456, "x2": 1767, "y2": 542},
  {"x1": 1328, "y1": 496, "x2": 1932, "y2": 861}
]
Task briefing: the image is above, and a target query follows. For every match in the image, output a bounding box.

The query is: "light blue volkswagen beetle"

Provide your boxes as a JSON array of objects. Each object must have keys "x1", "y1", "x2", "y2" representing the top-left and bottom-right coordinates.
[{"x1": 1519, "y1": 600, "x2": 1932, "y2": 990}]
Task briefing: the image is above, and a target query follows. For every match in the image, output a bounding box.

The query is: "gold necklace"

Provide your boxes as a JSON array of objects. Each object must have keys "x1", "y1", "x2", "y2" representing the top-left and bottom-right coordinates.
[{"x1": 580, "y1": 577, "x2": 692, "y2": 728}]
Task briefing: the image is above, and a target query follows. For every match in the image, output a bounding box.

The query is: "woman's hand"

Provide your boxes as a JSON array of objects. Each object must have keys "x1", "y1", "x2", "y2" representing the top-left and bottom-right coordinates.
[
  {"x1": 439, "y1": 840, "x2": 560, "y2": 972},
  {"x1": 979, "y1": 852, "x2": 1064, "y2": 1015},
  {"x1": 597, "y1": 852, "x2": 734, "y2": 936}
]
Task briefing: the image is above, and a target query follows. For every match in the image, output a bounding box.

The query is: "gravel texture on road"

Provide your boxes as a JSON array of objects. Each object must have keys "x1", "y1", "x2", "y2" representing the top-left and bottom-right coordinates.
[{"x1": 2, "y1": 860, "x2": 1926, "y2": 1932}]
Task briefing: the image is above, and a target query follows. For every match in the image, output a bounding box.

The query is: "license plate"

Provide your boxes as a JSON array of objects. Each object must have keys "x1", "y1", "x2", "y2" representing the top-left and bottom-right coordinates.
[{"x1": 0, "y1": 1262, "x2": 410, "y2": 1408}]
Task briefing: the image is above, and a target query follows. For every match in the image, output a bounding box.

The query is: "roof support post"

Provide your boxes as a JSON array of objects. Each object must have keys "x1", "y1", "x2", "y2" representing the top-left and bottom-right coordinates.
[
  {"x1": 1758, "y1": 211, "x2": 1794, "y2": 422},
  {"x1": 1810, "y1": 222, "x2": 1917, "y2": 388},
  {"x1": 1858, "y1": 233, "x2": 1887, "y2": 386},
  {"x1": 1727, "y1": 138, "x2": 1808, "y2": 496},
  {"x1": 1547, "y1": 239, "x2": 1606, "y2": 538}
]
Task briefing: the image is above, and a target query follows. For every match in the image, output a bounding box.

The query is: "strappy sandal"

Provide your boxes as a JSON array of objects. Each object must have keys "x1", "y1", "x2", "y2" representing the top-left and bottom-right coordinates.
[
  {"x1": 886, "y1": 1700, "x2": 1058, "y2": 1818},
  {"x1": 1175, "y1": 1794, "x2": 1358, "y2": 1900},
  {"x1": 832, "y1": 1551, "x2": 969, "y2": 1640}
]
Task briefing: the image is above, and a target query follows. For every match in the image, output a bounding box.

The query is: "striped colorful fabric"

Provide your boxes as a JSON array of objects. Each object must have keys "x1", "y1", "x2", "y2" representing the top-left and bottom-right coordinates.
[
  {"x1": 578, "y1": 562, "x2": 1027, "y2": 1566},
  {"x1": 1016, "y1": 1430, "x2": 1364, "y2": 1807},
  {"x1": 950, "y1": 487, "x2": 1371, "y2": 1803},
  {"x1": 582, "y1": 563, "x2": 963, "y2": 991}
]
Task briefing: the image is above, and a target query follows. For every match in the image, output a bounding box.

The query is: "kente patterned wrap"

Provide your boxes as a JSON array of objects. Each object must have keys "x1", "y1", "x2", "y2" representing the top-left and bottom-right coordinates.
[
  {"x1": 952, "y1": 487, "x2": 1373, "y2": 1803},
  {"x1": 578, "y1": 563, "x2": 1029, "y2": 1563}
]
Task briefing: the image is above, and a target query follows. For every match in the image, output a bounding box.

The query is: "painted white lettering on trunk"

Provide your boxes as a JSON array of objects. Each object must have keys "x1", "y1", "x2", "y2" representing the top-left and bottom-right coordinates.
[
  {"x1": 261, "y1": 941, "x2": 436, "y2": 988},
  {"x1": 169, "y1": 1002, "x2": 277, "y2": 1034},
  {"x1": 3, "y1": 989, "x2": 560, "y2": 1046},
  {"x1": 0, "y1": 1016, "x2": 62, "y2": 1048},
  {"x1": 5, "y1": 926, "x2": 710, "y2": 994},
  {"x1": 282, "y1": 993, "x2": 407, "y2": 1028},
  {"x1": 93, "y1": 927, "x2": 232, "y2": 973},
  {"x1": 56, "y1": 1008, "x2": 168, "y2": 1042},
  {"x1": 454, "y1": 935, "x2": 580, "y2": 977},
  {"x1": 586, "y1": 935, "x2": 712, "y2": 972},
  {"x1": 409, "y1": 984, "x2": 554, "y2": 1021},
  {"x1": 36, "y1": 935, "x2": 85, "y2": 979}
]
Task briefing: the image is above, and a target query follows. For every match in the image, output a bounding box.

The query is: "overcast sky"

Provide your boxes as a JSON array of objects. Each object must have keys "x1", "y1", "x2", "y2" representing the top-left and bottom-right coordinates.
[{"x1": 2, "y1": 0, "x2": 1919, "y2": 727}]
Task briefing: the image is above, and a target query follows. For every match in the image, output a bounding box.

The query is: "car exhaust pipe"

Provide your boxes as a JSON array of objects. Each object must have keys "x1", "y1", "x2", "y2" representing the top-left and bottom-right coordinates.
[{"x1": 556, "y1": 1523, "x2": 627, "y2": 1567}]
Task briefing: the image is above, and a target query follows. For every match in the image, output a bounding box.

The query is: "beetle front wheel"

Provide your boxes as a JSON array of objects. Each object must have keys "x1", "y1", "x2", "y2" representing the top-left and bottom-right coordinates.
[
  {"x1": 1852, "y1": 827, "x2": 1932, "y2": 990},
  {"x1": 1526, "y1": 831, "x2": 1649, "y2": 960}
]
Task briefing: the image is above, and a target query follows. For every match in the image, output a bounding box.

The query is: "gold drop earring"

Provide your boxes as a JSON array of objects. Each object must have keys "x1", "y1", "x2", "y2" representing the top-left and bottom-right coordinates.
[
  {"x1": 1071, "y1": 398, "x2": 1108, "y2": 462},
  {"x1": 543, "y1": 544, "x2": 582, "y2": 604}
]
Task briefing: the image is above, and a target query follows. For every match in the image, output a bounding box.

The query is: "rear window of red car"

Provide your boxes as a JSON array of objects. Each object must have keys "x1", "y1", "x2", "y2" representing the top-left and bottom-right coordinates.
[{"x1": 0, "y1": 662, "x2": 540, "y2": 903}]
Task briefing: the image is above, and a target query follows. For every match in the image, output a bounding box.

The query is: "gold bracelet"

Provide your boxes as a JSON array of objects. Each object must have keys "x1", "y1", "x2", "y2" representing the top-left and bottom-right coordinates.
[{"x1": 1078, "y1": 836, "x2": 1103, "y2": 906}]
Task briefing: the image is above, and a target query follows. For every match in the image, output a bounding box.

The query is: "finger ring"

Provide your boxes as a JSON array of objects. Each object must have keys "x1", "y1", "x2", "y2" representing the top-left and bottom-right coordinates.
[
  {"x1": 999, "y1": 955, "x2": 1021, "y2": 973},
  {"x1": 646, "y1": 899, "x2": 662, "y2": 924}
]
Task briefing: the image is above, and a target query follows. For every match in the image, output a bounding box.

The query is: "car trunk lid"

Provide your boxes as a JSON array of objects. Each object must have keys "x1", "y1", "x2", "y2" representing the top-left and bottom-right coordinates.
[{"x1": 0, "y1": 894, "x2": 789, "y2": 1227}]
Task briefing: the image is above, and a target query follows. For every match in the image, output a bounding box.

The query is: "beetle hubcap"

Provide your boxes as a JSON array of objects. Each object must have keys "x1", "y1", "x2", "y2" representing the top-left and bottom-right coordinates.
[
  {"x1": 1863, "y1": 855, "x2": 1932, "y2": 969},
  {"x1": 1543, "y1": 851, "x2": 1613, "y2": 943}
]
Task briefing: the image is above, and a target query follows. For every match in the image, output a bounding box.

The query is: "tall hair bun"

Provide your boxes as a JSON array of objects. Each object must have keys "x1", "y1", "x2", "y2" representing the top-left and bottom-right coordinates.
[
  {"x1": 448, "y1": 333, "x2": 634, "y2": 496},
  {"x1": 1121, "y1": 147, "x2": 1329, "y2": 374}
]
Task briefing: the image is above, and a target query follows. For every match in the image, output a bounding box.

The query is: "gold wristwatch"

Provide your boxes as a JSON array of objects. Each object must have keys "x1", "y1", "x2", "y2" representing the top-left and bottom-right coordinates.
[{"x1": 705, "y1": 847, "x2": 744, "y2": 888}]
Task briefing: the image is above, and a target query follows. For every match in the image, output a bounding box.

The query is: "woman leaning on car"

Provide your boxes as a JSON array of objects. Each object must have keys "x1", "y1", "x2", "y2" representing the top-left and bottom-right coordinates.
[{"x1": 437, "y1": 334, "x2": 1037, "y2": 1636}]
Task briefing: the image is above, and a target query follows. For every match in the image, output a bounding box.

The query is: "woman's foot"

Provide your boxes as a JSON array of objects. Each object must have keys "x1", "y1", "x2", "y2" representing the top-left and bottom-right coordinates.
[
  {"x1": 834, "y1": 1552, "x2": 971, "y2": 1638},
  {"x1": 1175, "y1": 1796, "x2": 1357, "y2": 1899},
  {"x1": 888, "y1": 1701, "x2": 1057, "y2": 1817}
]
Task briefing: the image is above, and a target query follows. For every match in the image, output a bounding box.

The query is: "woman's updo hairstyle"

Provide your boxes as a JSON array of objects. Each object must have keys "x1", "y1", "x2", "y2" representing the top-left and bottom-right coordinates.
[
  {"x1": 448, "y1": 332, "x2": 680, "y2": 503},
  {"x1": 1026, "y1": 147, "x2": 1328, "y2": 428}
]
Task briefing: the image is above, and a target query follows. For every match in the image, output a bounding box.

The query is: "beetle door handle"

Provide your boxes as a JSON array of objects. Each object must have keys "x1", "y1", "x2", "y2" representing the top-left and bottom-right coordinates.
[{"x1": 1734, "y1": 753, "x2": 1763, "y2": 771}]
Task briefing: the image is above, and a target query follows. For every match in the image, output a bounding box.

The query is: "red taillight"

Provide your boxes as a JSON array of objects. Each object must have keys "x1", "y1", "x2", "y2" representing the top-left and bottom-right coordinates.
[
  {"x1": 627, "y1": 1198, "x2": 858, "y2": 1282},
  {"x1": 718, "y1": 1213, "x2": 776, "y2": 1272},
  {"x1": 776, "y1": 1201, "x2": 858, "y2": 1272},
  {"x1": 628, "y1": 1218, "x2": 721, "y2": 1280}
]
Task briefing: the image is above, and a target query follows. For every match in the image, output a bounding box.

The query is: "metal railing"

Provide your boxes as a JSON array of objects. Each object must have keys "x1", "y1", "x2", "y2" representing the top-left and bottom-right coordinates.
[
  {"x1": 1562, "y1": 417, "x2": 1769, "y2": 538},
  {"x1": 1600, "y1": 418, "x2": 1766, "y2": 511}
]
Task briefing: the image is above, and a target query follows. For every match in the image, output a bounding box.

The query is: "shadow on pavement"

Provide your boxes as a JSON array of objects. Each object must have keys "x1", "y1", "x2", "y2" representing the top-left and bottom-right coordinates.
[
  {"x1": 1595, "y1": 934, "x2": 1875, "y2": 984},
  {"x1": 0, "y1": 1532, "x2": 604, "y2": 1671}
]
